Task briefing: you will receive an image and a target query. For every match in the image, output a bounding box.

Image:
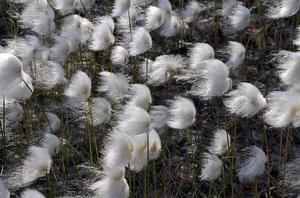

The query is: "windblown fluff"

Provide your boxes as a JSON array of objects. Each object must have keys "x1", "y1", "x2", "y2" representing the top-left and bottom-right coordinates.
[
  {"x1": 19, "y1": 0, "x2": 55, "y2": 35},
  {"x1": 97, "y1": 71, "x2": 131, "y2": 103},
  {"x1": 0, "y1": 179, "x2": 10, "y2": 198},
  {"x1": 149, "y1": 129, "x2": 162, "y2": 160},
  {"x1": 224, "y1": 83, "x2": 266, "y2": 118},
  {"x1": 166, "y1": 97, "x2": 196, "y2": 129},
  {"x1": 224, "y1": 41, "x2": 246, "y2": 69},
  {"x1": 200, "y1": 152, "x2": 223, "y2": 181},
  {"x1": 21, "y1": 189, "x2": 46, "y2": 198},
  {"x1": 43, "y1": 112, "x2": 61, "y2": 133},
  {"x1": 275, "y1": 51, "x2": 300, "y2": 89},
  {"x1": 190, "y1": 59, "x2": 231, "y2": 99},
  {"x1": 91, "y1": 98, "x2": 111, "y2": 126},
  {"x1": 150, "y1": 105, "x2": 169, "y2": 129},
  {"x1": 264, "y1": 89, "x2": 300, "y2": 128},
  {"x1": 112, "y1": 0, "x2": 131, "y2": 17},
  {"x1": 0, "y1": 98, "x2": 24, "y2": 130},
  {"x1": 182, "y1": 0, "x2": 204, "y2": 22},
  {"x1": 89, "y1": 16, "x2": 115, "y2": 51},
  {"x1": 160, "y1": 13, "x2": 186, "y2": 37},
  {"x1": 237, "y1": 146, "x2": 267, "y2": 184},
  {"x1": 189, "y1": 43, "x2": 215, "y2": 70},
  {"x1": 103, "y1": 130, "x2": 134, "y2": 169},
  {"x1": 144, "y1": 54, "x2": 186, "y2": 85},
  {"x1": 42, "y1": 133, "x2": 60, "y2": 156},
  {"x1": 117, "y1": 105, "x2": 151, "y2": 135},
  {"x1": 266, "y1": 0, "x2": 300, "y2": 19},
  {"x1": 225, "y1": 3, "x2": 250, "y2": 33},
  {"x1": 145, "y1": 6, "x2": 165, "y2": 31},
  {"x1": 111, "y1": 46, "x2": 129, "y2": 65},
  {"x1": 128, "y1": 84, "x2": 152, "y2": 110},
  {"x1": 129, "y1": 27, "x2": 152, "y2": 56},
  {"x1": 0, "y1": 53, "x2": 33, "y2": 100},
  {"x1": 50, "y1": 36, "x2": 71, "y2": 64},
  {"x1": 209, "y1": 129, "x2": 231, "y2": 155},
  {"x1": 22, "y1": 146, "x2": 52, "y2": 183},
  {"x1": 158, "y1": 0, "x2": 172, "y2": 13},
  {"x1": 64, "y1": 71, "x2": 91, "y2": 101},
  {"x1": 222, "y1": 0, "x2": 237, "y2": 16},
  {"x1": 90, "y1": 168, "x2": 129, "y2": 198}
]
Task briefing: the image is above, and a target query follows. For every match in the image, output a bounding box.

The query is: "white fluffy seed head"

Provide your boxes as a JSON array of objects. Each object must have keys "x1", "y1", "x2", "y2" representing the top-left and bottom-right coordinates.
[
  {"x1": 225, "y1": 3, "x2": 250, "y2": 33},
  {"x1": 103, "y1": 130, "x2": 134, "y2": 169},
  {"x1": 149, "y1": 129, "x2": 162, "y2": 160},
  {"x1": 264, "y1": 89, "x2": 300, "y2": 128},
  {"x1": 21, "y1": 189, "x2": 46, "y2": 198},
  {"x1": 190, "y1": 59, "x2": 231, "y2": 99},
  {"x1": 22, "y1": 146, "x2": 52, "y2": 183},
  {"x1": 150, "y1": 105, "x2": 169, "y2": 129},
  {"x1": 160, "y1": 13, "x2": 185, "y2": 37},
  {"x1": 0, "y1": 179, "x2": 10, "y2": 198},
  {"x1": 128, "y1": 133, "x2": 148, "y2": 172},
  {"x1": 50, "y1": 36, "x2": 71, "y2": 64},
  {"x1": 222, "y1": 0, "x2": 237, "y2": 16},
  {"x1": 44, "y1": 112, "x2": 61, "y2": 133},
  {"x1": 200, "y1": 152, "x2": 222, "y2": 181},
  {"x1": 90, "y1": 169, "x2": 129, "y2": 198},
  {"x1": 0, "y1": 53, "x2": 33, "y2": 100},
  {"x1": 276, "y1": 51, "x2": 300, "y2": 89},
  {"x1": 224, "y1": 83, "x2": 266, "y2": 118},
  {"x1": 64, "y1": 71, "x2": 91, "y2": 101},
  {"x1": 111, "y1": 46, "x2": 129, "y2": 65},
  {"x1": 91, "y1": 97, "x2": 111, "y2": 126},
  {"x1": 183, "y1": 0, "x2": 204, "y2": 22},
  {"x1": 0, "y1": 98, "x2": 24, "y2": 129},
  {"x1": 128, "y1": 84, "x2": 152, "y2": 110},
  {"x1": 209, "y1": 129, "x2": 231, "y2": 155},
  {"x1": 158, "y1": 0, "x2": 172, "y2": 13},
  {"x1": 42, "y1": 133, "x2": 60, "y2": 156},
  {"x1": 166, "y1": 97, "x2": 196, "y2": 129},
  {"x1": 112, "y1": 0, "x2": 131, "y2": 17},
  {"x1": 97, "y1": 71, "x2": 131, "y2": 103},
  {"x1": 117, "y1": 105, "x2": 151, "y2": 135},
  {"x1": 145, "y1": 6, "x2": 165, "y2": 31},
  {"x1": 129, "y1": 27, "x2": 152, "y2": 56},
  {"x1": 266, "y1": 0, "x2": 300, "y2": 19},
  {"x1": 189, "y1": 43, "x2": 215, "y2": 70},
  {"x1": 224, "y1": 41, "x2": 246, "y2": 69},
  {"x1": 237, "y1": 146, "x2": 267, "y2": 184},
  {"x1": 90, "y1": 16, "x2": 115, "y2": 51}
]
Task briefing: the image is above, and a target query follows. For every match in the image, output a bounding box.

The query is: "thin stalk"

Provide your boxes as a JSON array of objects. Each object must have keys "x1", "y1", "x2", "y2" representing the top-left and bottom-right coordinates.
[
  {"x1": 128, "y1": 10, "x2": 133, "y2": 39},
  {"x1": 2, "y1": 97, "x2": 7, "y2": 162}
]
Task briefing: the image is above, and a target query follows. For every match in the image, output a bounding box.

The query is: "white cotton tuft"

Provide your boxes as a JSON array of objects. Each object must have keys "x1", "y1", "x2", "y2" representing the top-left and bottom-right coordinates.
[
  {"x1": 35, "y1": 60, "x2": 66, "y2": 90},
  {"x1": 97, "y1": 71, "x2": 131, "y2": 103},
  {"x1": 0, "y1": 53, "x2": 33, "y2": 100},
  {"x1": 146, "y1": 54, "x2": 186, "y2": 85},
  {"x1": 222, "y1": 0, "x2": 237, "y2": 16},
  {"x1": 128, "y1": 134, "x2": 148, "y2": 172},
  {"x1": 183, "y1": 0, "x2": 204, "y2": 22},
  {"x1": 19, "y1": 1, "x2": 55, "y2": 35},
  {"x1": 128, "y1": 84, "x2": 152, "y2": 110},
  {"x1": 42, "y1": 133, "x2": 60, "y2": 156},
  {"x1": 149, "y1": 129, "x2": 162, "y2": 160},
  {"x1": 22, "y1": 146, "x2": 52, "y2": 183},
  {"x1": 21, "y1": 189, "x2": 46, "y2": 198},
  {"x1": 266, "y1": 0, "x2": 300, "y2": 19},
  {"x1": 0, "y1": 179, "x2": 10, "y2": 198},
  {"x1": 145, "y1": 6, "x2": 165, "y2": 31},
  {"x1": 0, "y1": 98, "x2": 24, "y2": 129},
  {"x1": 43, "y1": 112, "x2": 61, "y2": 133},
  {"x1": 50, "y1": 36, "x2": 71, "y2": 64},
  {"x1": 160, "y1": 13, "x2": 185, "y2": 37},
  {"x1": 166, "y1": 97, "x2": 196, "y2": 129},
  {"x1": 90, "y1": 168, "x2": 129, "y2": 198},
  {"x1": 111, "y1": 46, "x2": 129, "y2": 65},
  {"x1": 224, "y1": 83, "x2": 266, "y2": 118},
  {"x1": 90, "y1": 16, "x2": 115, "y2": 51},
  {"x1": 150, "y1": 105, "x2": 169, "y2": 129},
  {"x1": 51, "y1": 0, "x2": 74, "y2": 14},
  {"x1": 237, "y1": 146, "x2": 267, "y2": 184},
  {"x1": 276, "y1": 51, "x2": 300, "y2": 89},
  {"x1": 158, "y1": 0, "x2": 172, "y2": 13},
  {"x1": 129, "y1": 27, "x2": 152, "y2": 56},
  {"x1": 200, "y1": 152, "x2": 222, "y2": 181},
  {"x1": 264, "y1": 89, "x2": 300, "y2": 128},
  {"x1": 189, "y1": 43, "x2": 215, "y2": 70},
  {"x1": 224, "y1": 41, "x2": 246, "y2": 69},
  {"x1": 225, "y1": 3, "x2": 250, "y2": 33},
  {"x1": 64, "y1": 71, "x2": 91, "y2": 101},
  {"x1": 190, "y1": 59, "x2": 231, "y2": 99},
  {"x1": 91, "y1": 98, "x2": 111, "y2": 126},
  {"x1": 117, "y1": 105, "x2": 151, "y2": 135},
  {"x1": 103, "y1": 130, "x2": 134, "y2": 169},
  {"x1": 209, "y1": 129, "x2": 231, "y2": 155},
  {"x1": 112, "y1": 0, "x2": 131, "y2": 17}
]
